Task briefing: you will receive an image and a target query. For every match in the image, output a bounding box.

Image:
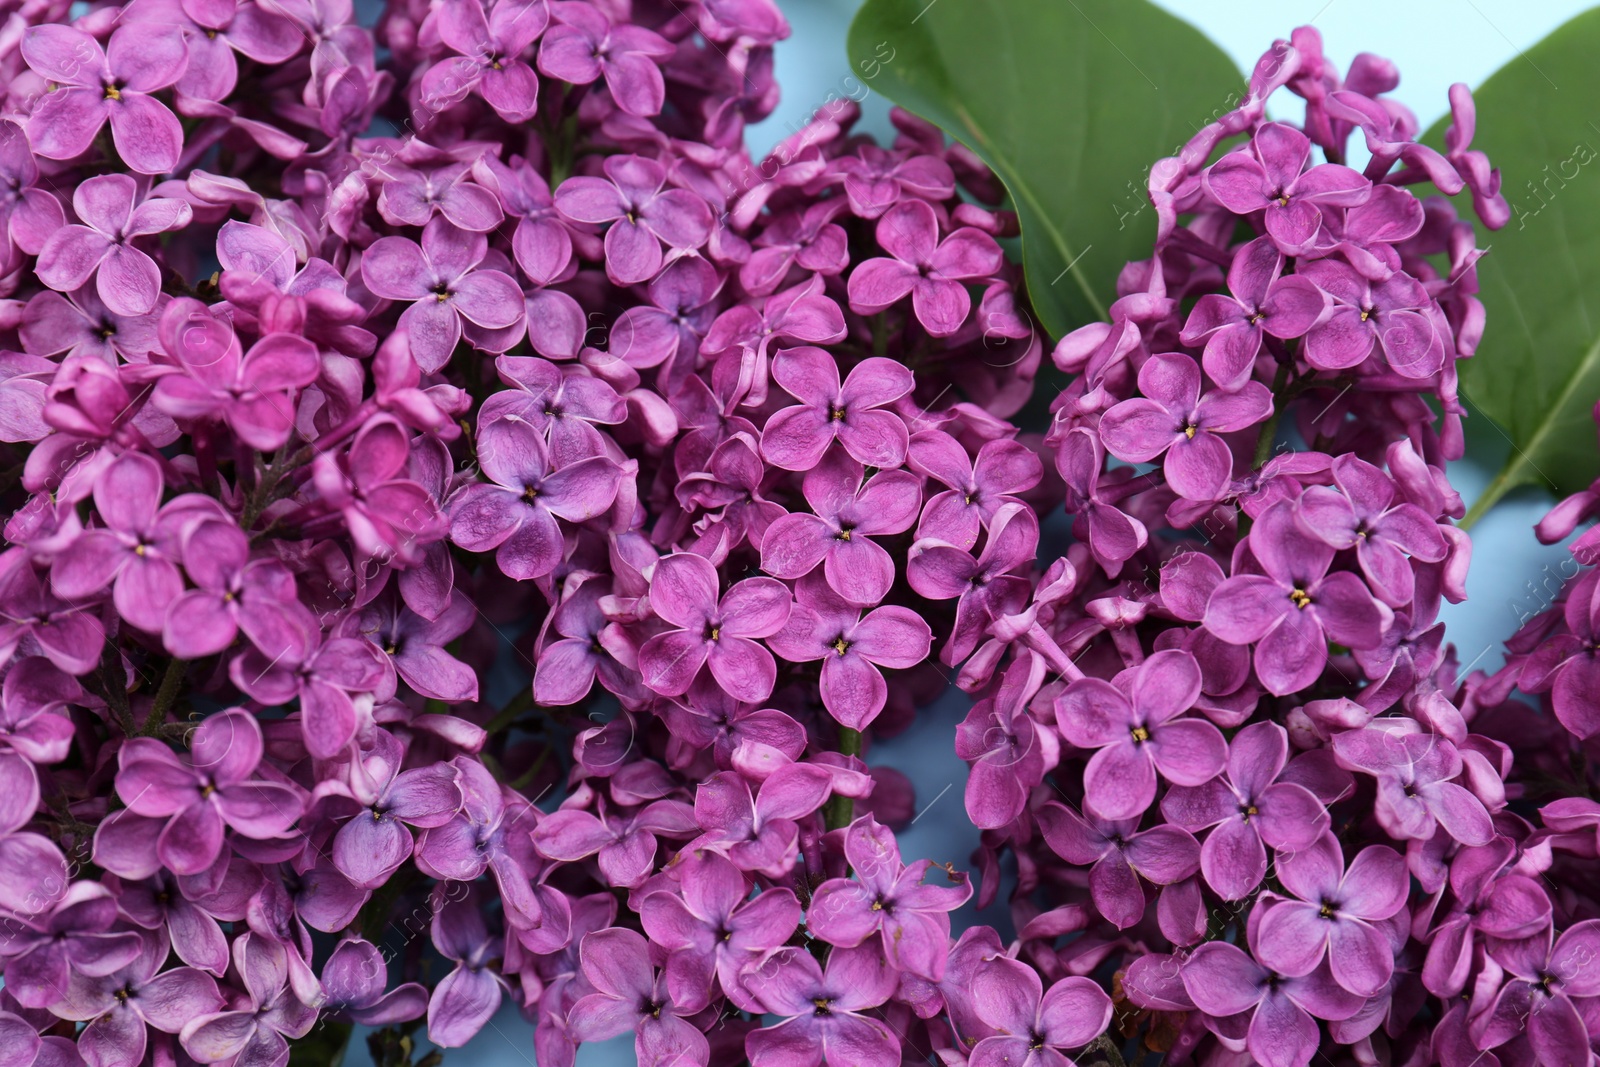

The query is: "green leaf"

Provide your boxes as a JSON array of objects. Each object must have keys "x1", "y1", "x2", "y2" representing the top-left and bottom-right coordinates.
[
  {"x1": 845, "y1": 0, "x2": 1241, "y2": 342},
  {"x1": 1420, "y1": 8, "x2": 1600, "y2": 525}
]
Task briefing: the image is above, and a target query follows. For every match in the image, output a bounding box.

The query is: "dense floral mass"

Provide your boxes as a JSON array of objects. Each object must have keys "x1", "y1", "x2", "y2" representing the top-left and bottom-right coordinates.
[{"x1": 0, "y1": 0, "x2": 1596, "y2": 1063}]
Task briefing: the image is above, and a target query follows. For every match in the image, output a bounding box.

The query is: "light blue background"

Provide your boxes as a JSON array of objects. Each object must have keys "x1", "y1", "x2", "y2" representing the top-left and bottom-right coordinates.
[{"x1": 353, "y1": 2, "x2": 1599, "y2": 1062}]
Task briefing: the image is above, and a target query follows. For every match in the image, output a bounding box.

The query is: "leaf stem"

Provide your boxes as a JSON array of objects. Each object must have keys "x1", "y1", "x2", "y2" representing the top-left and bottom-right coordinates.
[
  {"x1": 1460, "y1": 465, "x2": 1516, "y2": 530},
  {"x1": 824, "y1": 727, "x2": 861, "y2": 830},
  {"x1": 142, "y1": 658, "x2": 188, "y2": 735},
  {"x1": 1253, "y1": 363, "x2": 1292, "y2": 470}
]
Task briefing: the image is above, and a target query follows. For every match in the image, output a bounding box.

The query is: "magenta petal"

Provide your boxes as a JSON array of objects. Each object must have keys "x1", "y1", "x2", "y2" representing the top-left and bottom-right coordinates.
[
  {"x1": 1084, "y1": 742, "x2": 1156, "y2": 820},
  {"x1": 27, "y1": 90, "x2": 108, "y2": 162},
  {"x1": 107, "y1": 94, "x2": 183, "y2": 175}
]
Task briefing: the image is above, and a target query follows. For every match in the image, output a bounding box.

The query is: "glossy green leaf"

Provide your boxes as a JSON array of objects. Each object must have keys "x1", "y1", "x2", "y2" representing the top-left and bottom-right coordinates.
[
  {"x1": 1421, "y1": 8, "x2": 1600, "y2": 524},
  {"x1": 846, "y1": 0, "x2": 1241, "y2": 341}
]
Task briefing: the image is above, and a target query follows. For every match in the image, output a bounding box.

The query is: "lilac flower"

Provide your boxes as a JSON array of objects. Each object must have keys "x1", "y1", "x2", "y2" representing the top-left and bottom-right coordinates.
[
  {"x1": 759, "y1": 347, "x2": 913, "y2": 471},
  {"x1": 52, "y1": 929, "x2": 223, "y2": 1067},
  {"x1": 19, "y1": 288, "x2": 156, "y2": 365},
  {"x1": 700, "y1": 274, "x2": 846, "y2": 409},
  {"x1": 568, "y1": 928, "x2": 709, "y2": 1066},
  {"x1": 211, "y1": 222, "x2": 376, "y2": 356},
  {"x1": 555, "y1": 156, "x2": 712, "y2": 286},
  {"x1": 48, "y1": 451, "x2": 199, "y2": 633},
  {"x1": 1330, "y1": 727, "x2": 1494, "y2": 846},
  {"x1": 426, "y1": 887, "x2": 510, "y2": 1048},
  {"x1": 309, "y1": 415, "x2": 448, "y2": 566},
  {"x1": 1295, "y1": 454, "x2": 1446, "y2": 607},
  {"x1": 1255, "y1": 831, "x2": 1408, "y2": 996},
  {"x1": 1420, "y1": 839, "x2": 1550, "y2": 998},
  {"x1": 416, "y1": 758, "x2": 572, "y2": 948},
  {"x1": 1054, "y1": 648, "x2": 1226, "y2": 820},
  {"x1": 538, "y1": 1, "x2": 675, "y2": 117},
  {"x1": 531, "y1": 795, "x2": 696, "y2": 888},
  {"x1": 1055, "y1": 427, "x2": 1147, "y2": 574},
  {"x1": 969, "y1": 957, "x2": 1113, "y2": 1067},
  {"x1": 1205, "y1": 122, "x2": 1371, "y2": 254},
  {"x1": 1037, "y1": 801, "x2": 1200, "y2": 929},
  {"x1": 1297, "y1": 260, "x2": 1445, "y2": 377},
  {"x1": 0, "y1": 827, "x2": 68, "y2": 917},
  {"x1": 420, "y1": 0, "x2": 548, "y2": 123},
  {"x1": 1180, "y1": 941, "x2": 1364, "y2": 1067},
  {"x1": 657, "y1": 674, "x2": 806, "y2": 771},
  {"x1": 162, "y1": 519, "x2": 304, "y2": 660},
  {"x1": 638, "y1": 551, "x2": 791, "y2": 703},
  {"x1": 1098, "y1": 351, "x2": 1274, "y2": 502},
  {"x1": 688, "y1": 763, "x2": 834, "y2": 875},
  {"x1": 741, "y1": 203, "x2": 849, "y2": 295},
  {"x1": 230, "y1": 632, "x2": 389, "y2": 760},
  {"x1": 481, "y1": 356, "x2": 626, "y2": 465},
  {"x1": 1471, "y1": 920, "x2": 1600, "y2": 1066},
  {"x1": 1520, "y1": 575, "x2": 1600, "y2": 738},
  {"x1": 21, "y1": 24, "x2": 187, "y2": 174},
  {"x1": 320, "y1": 938, "x2": 428, "y2": 1025},
  {"x1": 0, "y1": 122, "x2": 65, "y2": 259},
  {"x1": 760, "y1": 451, "x2": 921, "y2": 607},
  {"x1": 533, "y1": 581, "x2": 645, "y2": 706},
  {"x1": 1443, "y1": 82, "x2": 1511, "y2": 229},
  {"x1": 0, "y1": 660, "x2": 75, "y2": 828},
  {"x1": 323, "y1": 733, "x2": 460, "y2": 888},
  {"x1": 1160, "y1": 721, "x2": 1329, "y2": 900},
  {"x1": 831, "y1": 146, "x2": 954, "y2": 219},
  {"x1": 1178, "y1": 236, "x2": 1328, "y2": 387},
  {"x1": 448, "y1": 416, "x2": 621, "y2": 580},
  {"x1": 806, "y1": 816, "x2": 970, "y2": 978},
  {"x1": 149, "y1": 0, "x2": 302, "y2": 103},
  {"x1": 907, "y1": 501, "x2": 1039, "y2": 666},
  {"x1": 179, "y1": 934, "x2": 318, "y2": 1066},
  {"x1": 677, "y1": 432, "x2": 786, "y2": 559},
  {"x1": 766, "y1": 573, "x2": 930, "y2": 729},
  {"x1": 740, "y1": 945, "x2": 899, "y2": 1067},
  {"x1": 0, "y1": 883, "x2": 143, "y2": 1009},
  {"x1": 846, "y1": 198, "x2": 1003, "y2": 336},
  {"x1": 1204, "y1": 500, "x2": 1390, "y2": 695},
  {"x1": 463, "y1": 160, "x2": 566, "y2": 291},
  {"x1": 113, "y1": 869, "x2": 228, "y2": 975},
  {"x1": 954, "y1": 653, "x2": 1057, "y2": 829},
  {"x1": 609, "y1": 256, "x2": 722, "y2": 380},
  {"x1": 376, "y1": 156, "x2": 505, "y2": 233},
  {"x1": 151, "y1": 300, "x2": 320, "y2": 450},
  {"x1": 35, "y1": 175, "x2": 191, "y2": 316},
  {"x1": 639, "y1": 852, "x2": 799, "y2": 1012},
  {"x1": 114, "y1": 710, "x2": 304, "y2": 875},
  {"x1": 909, "y1": 430, "x2": 1042, "y2": 550},
  {"x1": 360, "y1": 218, "x2": 525, "y2": 372},
  {"x1": 355, "y1": 590, "x2": 479, "y2": 703}
]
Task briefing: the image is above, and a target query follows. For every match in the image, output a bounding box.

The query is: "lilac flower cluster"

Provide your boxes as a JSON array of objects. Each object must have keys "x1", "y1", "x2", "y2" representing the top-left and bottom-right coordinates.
[{"x1": 0, "y1": 0, "x2": 1594, "y2": 1063}]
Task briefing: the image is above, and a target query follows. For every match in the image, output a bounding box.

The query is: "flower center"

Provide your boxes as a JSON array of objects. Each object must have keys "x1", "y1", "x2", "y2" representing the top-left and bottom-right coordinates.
[
  {"x1": 812, "y1": 998, "x2": 832, "y2": 1016},
  {"x1": 832, "y1": 636, "x2": 849, "y2": 655},
  {"x1": 104, "y1": 84, "x2": 122, "y2": 101},
  {"x1": 1289, "y1": 587, "x2": 1312, "y2": 609},
  {"x1": 1130, "y1": 725, "x2": 1150, "y2": 743},
  {"x1": 1182, "y1": 422, "x2": 1198, "y2": 439},
  {"x1": 829, "y1": 405, "x2": 846, "y2": 421},
  {"x1": 1319, "y1": 899, "x2": 1339, "y2": 919}
]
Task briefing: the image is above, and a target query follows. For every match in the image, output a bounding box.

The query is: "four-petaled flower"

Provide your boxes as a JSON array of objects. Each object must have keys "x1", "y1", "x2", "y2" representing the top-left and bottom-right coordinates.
[
  {"x1": 638, "y1": 551, "x2": 792, "y2": 704},
  {"x1": 36, "y1": 175, "x2": 192, "y2": 316}
]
